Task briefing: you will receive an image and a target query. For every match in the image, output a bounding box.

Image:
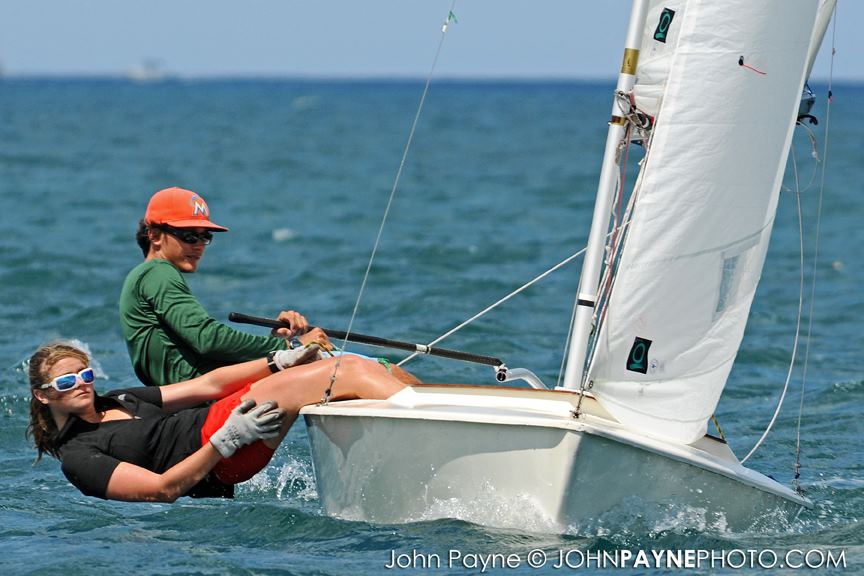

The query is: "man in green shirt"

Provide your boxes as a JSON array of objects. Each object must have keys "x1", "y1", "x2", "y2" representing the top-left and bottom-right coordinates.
[{"x1": 120, "y1": 187, "x2": 323, "y2": 386}]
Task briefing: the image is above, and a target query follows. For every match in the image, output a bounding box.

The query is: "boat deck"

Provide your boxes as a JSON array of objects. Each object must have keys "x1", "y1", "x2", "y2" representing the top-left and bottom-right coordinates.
[{"x1": 305, "y1": 383, "x2": 740, "y2": 464}]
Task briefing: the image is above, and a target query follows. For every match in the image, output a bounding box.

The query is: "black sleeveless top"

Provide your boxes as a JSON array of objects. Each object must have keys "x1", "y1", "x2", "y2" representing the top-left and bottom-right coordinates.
[{"x1": 56, "y1": 387, "x2": 232, "y2": 499}]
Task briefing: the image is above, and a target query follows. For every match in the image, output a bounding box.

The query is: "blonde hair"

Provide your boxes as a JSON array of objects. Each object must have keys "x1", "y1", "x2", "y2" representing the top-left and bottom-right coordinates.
[{"x1": 27, "y1": 343, "x2": 90, "y2": 462}]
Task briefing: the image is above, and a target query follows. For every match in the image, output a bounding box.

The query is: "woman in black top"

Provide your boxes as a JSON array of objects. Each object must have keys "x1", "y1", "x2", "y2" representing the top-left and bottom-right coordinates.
[{"x1": 27, "y1": 341, "x2": 405, "y2": 502}]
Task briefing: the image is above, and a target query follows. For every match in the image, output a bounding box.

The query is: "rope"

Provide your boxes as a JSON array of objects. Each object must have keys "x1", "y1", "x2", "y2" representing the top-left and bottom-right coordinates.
[
  {"x1": 740, "y1": 138, "x2": 807, "y2": 464},
  {"x1": 711, "y1": 414, "x2": 727, "y2": 442},
  {"x1": 783, "y1": 121, "x2": 820, "y2": 194},
  {"x1": 793, "y1": 5, "x2": 836, "y2": 492},
  {"x1": 321, "y1": 2, "x2": 458, "y2": 404},
  {"x1": 588, "y1": 120, "x2": 635, "y2": 372}
]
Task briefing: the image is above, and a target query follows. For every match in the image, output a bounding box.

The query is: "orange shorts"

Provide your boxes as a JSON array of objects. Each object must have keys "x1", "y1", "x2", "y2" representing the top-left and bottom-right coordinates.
[{"x1": 201, "y1": 382, "x2": 277, "y2": 485}]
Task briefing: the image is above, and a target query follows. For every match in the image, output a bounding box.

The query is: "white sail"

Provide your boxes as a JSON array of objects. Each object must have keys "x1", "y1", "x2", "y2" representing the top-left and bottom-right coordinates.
[{"x1": 587, "y1": 0, "x2": 820, "y2": 443}]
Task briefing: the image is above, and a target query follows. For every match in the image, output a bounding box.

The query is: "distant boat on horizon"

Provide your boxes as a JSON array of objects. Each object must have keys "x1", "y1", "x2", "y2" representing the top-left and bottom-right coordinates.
[{"x1": 126, "y1": 59, "x2": 166, "y2": 83}]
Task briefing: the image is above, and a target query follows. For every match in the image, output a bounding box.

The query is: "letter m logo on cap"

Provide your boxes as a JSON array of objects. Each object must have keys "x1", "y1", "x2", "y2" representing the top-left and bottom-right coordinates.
[{"x1": 190, "y1": 195, "x2": 210, "y2": 217}]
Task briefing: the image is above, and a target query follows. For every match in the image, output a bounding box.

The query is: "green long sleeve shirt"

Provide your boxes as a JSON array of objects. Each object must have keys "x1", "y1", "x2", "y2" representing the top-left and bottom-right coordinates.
[{"x1": 119, "y1": 259, "x2": 286, "y2": 386}]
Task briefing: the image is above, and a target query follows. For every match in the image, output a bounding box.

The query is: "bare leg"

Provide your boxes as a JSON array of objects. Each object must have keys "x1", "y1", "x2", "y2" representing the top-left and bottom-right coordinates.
[
  {"x1": 243, "y1": 355, "x2": 406, "y2": 447},
  {"x1": 390, "y1": 364, "x2": 422, "y2": 385}
]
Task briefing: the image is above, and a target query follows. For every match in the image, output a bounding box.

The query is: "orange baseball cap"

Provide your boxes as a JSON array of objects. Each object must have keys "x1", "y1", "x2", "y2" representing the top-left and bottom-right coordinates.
[{"x1": 144, "y1": 187, "x2": 229, "y2": 231}]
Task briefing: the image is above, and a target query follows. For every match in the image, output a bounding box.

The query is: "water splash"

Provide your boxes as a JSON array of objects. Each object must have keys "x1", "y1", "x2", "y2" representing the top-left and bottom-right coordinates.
[
  {"x1": 237, "y1": 454, "x2": 318, "y2": 503},
  {"x1": 559, "y1": 498, "x2": 735, "y2": 544},
  {"x1": 831, "y1": 379, "x2": 864, "y2": 394},
  {"x1": 13, "y1": 338, "x2": 110, "y2": 383},
  {"x1": 413, "y1": 481, "x2": 560, "y2": 534}
]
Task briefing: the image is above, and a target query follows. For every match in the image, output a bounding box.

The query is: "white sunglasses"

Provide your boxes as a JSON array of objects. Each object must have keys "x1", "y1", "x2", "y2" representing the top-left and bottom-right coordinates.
[{"x1": 40, "y1": 367, "x2": 96, "y2": 392}]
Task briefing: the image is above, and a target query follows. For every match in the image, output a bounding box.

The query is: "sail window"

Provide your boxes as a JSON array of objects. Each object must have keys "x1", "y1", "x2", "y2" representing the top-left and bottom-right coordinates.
[
  {"x1": 715, "y1": 240, "x2": 760, "y2": 318},
  {"x1": 716, "y1": 255, "x2": 740, "y2": 314}
]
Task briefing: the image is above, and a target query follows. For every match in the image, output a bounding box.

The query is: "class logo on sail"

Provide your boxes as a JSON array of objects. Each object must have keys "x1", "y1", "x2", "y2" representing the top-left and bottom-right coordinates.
[
  {"x1": 653, "y1": 8, "x2": 675, "y2": 43},
  {"x1": 626, "y1": 337, "x2": 652, "y2": 374}
]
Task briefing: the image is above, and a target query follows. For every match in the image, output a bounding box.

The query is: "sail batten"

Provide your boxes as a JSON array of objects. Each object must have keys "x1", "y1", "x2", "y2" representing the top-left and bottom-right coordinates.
[{"x1": 587, "y1": 0, "x2": 821, "y2": 444}]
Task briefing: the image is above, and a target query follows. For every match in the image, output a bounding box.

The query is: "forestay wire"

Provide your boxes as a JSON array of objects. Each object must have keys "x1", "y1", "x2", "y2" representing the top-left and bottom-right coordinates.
[{"x1": 321, "y1": 2, "x2": 458, "y2": 404}]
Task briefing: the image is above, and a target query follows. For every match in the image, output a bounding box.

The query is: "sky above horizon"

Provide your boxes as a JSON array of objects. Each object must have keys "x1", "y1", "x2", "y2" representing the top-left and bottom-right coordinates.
[{"x1": 0, "y1": 1, "x2": 859, "y2": 81}]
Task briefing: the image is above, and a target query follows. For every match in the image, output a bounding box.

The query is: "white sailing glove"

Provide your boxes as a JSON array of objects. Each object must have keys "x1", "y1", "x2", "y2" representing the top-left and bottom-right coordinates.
[
  {"x1": 268, "y1": 344, "x2": 321, "y2": 372},
  {"x1": 209, "y1": 399, "x2": 284, "y2": 458}
]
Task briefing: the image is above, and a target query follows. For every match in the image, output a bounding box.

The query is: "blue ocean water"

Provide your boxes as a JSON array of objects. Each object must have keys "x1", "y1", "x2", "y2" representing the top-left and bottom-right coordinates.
[{"x1": 0, "y1": 79, "x2": 861, "y2": 574}]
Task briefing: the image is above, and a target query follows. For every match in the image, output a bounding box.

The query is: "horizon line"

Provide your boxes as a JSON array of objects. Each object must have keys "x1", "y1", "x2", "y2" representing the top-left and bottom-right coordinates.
[{"x1": 0, "y1": 72, "x2": 858, "y2": 85}]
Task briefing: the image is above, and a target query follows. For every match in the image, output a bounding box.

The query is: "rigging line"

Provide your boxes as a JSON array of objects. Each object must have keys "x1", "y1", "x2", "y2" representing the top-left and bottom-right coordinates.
[
  {"x1": 585, "y1": 125, "x2": 651, "y2": 380},
  {"x1": 604, "y1": 124, "x2": 630, "y2": 305},
  {"x1": 595, "y1": 125, "x2": 633, "y2": 339},
  {"x1": 741, "y1": 142, "x2": 807, "y2": 464},
  {"x1": 397, "y1": 244, "x2": 589, "y2": 367},
  {"x1": 321, "y1": 1, "x2": 458, "y2": 403},
  {"x1": 795, "y1": 4, "x2": 836, "y2": 490},
  {"x1": 399, "y1": 222, "x2": 631, "y2": 368},
  {"x1": 563, "y1": 97, "x2": 646, "y2": 389},
  {"x1": 567, "y1": 179, "x2": 629, "y2": 391},
  {"x1": 585, "y1": 195, "x2": 637, "y2": 379},
  {"x1": 783, "y1": 121, "x2": 820, "y2": 194},
  {"x1": 580, "y1": 135, "x2": 633, "y2": 385}
]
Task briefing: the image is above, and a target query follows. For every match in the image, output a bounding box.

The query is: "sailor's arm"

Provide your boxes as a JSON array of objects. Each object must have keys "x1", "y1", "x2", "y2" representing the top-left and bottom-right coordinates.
[
  {"x1": 158, "y1": 358, "x2": 272, "y2": 413},
  {"x1": 105, "y1": 444, "x2": 223, "y2": 503},
  {"x1": 105, "y1": 400, "x2": 283, "y2": 502}
]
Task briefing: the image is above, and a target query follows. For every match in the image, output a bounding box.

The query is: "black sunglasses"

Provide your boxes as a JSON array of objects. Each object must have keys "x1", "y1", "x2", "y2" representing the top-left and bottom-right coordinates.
[{"x1": 157, "y1": 225, "x2": 214, "y2": 246}]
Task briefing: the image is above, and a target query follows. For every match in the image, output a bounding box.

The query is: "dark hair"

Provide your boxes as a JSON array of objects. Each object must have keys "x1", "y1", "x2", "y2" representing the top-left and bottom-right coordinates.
[
  {"x1": 27, "y1": 343, "x2": 90, "y2": 462},
  {"x1": 136, "y1": 219, "x2": 151, "y2": 257}
]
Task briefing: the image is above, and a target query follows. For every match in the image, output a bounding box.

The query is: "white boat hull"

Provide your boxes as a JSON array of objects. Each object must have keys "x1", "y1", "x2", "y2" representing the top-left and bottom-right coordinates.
[{"x1": 301, "y1": 386, "x2": 809, "y2": 531}]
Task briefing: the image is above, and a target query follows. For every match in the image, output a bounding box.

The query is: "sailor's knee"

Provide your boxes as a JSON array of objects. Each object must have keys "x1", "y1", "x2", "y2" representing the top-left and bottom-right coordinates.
[{"x1": 337, "y1": 354, "x2": 367, "y2": 372}]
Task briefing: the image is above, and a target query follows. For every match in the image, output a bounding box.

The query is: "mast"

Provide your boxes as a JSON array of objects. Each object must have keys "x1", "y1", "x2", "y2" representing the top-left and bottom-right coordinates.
[{"x1": 562, "y1": 0, "x2": 651, "y2": 390}]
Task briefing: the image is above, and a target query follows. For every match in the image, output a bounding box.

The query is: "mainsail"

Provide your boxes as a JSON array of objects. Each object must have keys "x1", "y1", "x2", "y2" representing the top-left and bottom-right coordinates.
[{"x1": 586, "y1": 0, "x2": 822, "y2": 443}]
